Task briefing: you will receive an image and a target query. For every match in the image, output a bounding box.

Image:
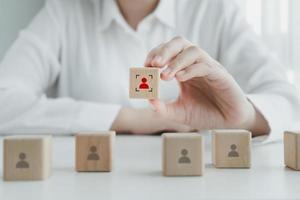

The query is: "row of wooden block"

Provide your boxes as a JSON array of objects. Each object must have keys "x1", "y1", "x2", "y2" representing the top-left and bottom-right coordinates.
[
  {"x1": 2, "y1": 129, "x2": 250, "y2": 180},
  {"x1": 164, "y1": 130, "x2": 300, "y2": 176},
  {"x1": 163, "y1": 129, "x2": 251, "y2": 176},
  {"x1": 3, "y1": 132, "x2": 115, "y2": 181},
  {"x1": 3, "y1": 130, "x2": 300, "y2": 181}
]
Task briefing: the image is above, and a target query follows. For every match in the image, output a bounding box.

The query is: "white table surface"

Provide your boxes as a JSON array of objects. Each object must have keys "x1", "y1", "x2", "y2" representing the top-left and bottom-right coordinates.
[{"x1": 0, "y1": 134, "x2": 299, "y2": 200}]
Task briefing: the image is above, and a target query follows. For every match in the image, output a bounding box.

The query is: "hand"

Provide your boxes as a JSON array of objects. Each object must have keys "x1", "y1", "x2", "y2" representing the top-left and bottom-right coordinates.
[
  {"x1": 145, "y1": 36, "x2": 270, "y2": 136},
  {"x1": 111, "y1": 107, "x2": 193, "y2": 135}
]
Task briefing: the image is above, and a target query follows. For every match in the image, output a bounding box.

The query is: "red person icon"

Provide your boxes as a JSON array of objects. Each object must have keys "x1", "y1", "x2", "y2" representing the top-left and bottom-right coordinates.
[{"x1": 139, "y1": 77, "x2": 149, "y2": 89}]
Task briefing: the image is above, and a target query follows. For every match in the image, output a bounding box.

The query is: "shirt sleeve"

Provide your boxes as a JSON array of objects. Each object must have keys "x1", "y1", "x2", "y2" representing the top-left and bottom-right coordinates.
[
  {"x1": 217, "y1": 0, "x2": 300, "y2": 142},
  {"x1": 0, "y1": 0, "x2": 121, "y2": 135}
]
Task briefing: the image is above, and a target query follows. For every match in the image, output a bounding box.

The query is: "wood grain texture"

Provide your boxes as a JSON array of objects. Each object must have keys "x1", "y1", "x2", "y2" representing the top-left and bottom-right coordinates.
[
  {"x1": 162, "y1": 133, "x2": 204, "y2": 176},
  {"x1": 75, "y1": 131, "x2": 115, "y2": 172},
  {"x1": 3, "y1": 135, "x2": 52, "y2": 181},
  {"x1": 284, "y1": 131, "x2": 300, "y2": 170},
  {"x1": 129, "y1": 67, "x2": 159, "y2": 99},
  {"x1": 212, "y1": 129, "x2": 251, "y2": 168}
]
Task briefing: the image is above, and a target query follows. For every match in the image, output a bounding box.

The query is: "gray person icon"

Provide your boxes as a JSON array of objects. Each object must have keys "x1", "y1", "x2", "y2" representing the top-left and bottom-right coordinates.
[
  {"x1": 16, "y1": 152, "x2": 29, "y2": 168},
  {"x1": 87, "y1": 146, "x2": 100, "y2": 160},
  {"x1": 228, "y1": 144, "x2": 239, "y2": 157},
  {"x1": 178, "y1": 149, "x2": 191, "y2": 164}
]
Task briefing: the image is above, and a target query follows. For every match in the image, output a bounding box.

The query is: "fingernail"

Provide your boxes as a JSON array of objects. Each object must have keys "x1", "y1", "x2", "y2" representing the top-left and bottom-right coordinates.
[
  {"x1": 145, "y1": 58, "x2": 150, "y2": 65},
  {"x1": 145, "y1": 56, "x2": 152, "y2": 65},
  {"x1": 153, "y1": 56, "x2": 162, "y2": 64}
]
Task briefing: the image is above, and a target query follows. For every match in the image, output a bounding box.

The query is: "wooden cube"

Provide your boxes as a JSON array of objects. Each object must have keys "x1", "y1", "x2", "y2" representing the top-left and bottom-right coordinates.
[
  {"x1": 212, "y1": 129, "x2": 251, "y2": 168},
  {"x1": 75, "y1": 131, "x2": 115, "y2": 172},
  {"x1": 162, "y1": 133, "x2": 204, "y2": 176},
  {"x1": 129, "y1": 67, "x2": 160, "y2": 99},
  {"x1": 284, "y1": 131, "x2": 300, "y2": 170},
  {"x1": 3, "y1": 135, "x2": 52, "y2": 181}
]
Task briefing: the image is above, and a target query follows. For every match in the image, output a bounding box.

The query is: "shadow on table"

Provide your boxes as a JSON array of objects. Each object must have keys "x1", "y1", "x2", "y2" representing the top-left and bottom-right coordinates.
[
  {"x1": 283, "y1": 166, "x2": 300, "y2": 172},
  {"x1": 205, "y1": 163, "x2": 214, "y2": 168}
]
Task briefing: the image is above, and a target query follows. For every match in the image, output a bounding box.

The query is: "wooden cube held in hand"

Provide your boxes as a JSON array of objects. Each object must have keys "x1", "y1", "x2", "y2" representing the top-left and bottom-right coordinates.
[
  {"x1": 162, "y1": 133, "x2": 204, "y2": 176},
  {"x1": 3, "y1": 135, "x2": 52, "y2": 181},
  {"x1": 75, "y1": 131, "x2": 115, "y2": 172},
  {"x1": 284, "y1": 131, "x2": 300, "y2": 170},
  {"x1": 212, "y1": 129, "x2": 251, "y2": 168},
  {"x1": 129, "y1": 67, "x2": 160, "y2": 99}
]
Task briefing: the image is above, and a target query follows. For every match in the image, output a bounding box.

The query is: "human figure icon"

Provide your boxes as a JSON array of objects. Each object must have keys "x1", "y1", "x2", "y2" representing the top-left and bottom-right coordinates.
[
  {"x1": 87, "y1": 146, "x2": 100, "y2": 160},
  {"x1": 228, "y1": 144, "x2": 239, "y2": 157},
  {"x1": 139, "y1": 77, "x2": 149, "y2": 89},
  {"x1": 16, "y1": 152, "x2": 29, "y2": 169},
  {"x1": 178, "y1": 149, "x2": 191, "y2": 164}
]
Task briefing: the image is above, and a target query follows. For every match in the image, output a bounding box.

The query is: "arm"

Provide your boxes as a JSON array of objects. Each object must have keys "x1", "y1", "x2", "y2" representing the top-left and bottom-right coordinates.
[{"x1": 0, "y1": 0, "x2": 121, "y2": 134}]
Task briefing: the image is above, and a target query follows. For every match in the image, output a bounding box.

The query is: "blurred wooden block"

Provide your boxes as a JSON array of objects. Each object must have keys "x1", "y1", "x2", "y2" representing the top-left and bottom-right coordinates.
[
  {"x1": 129, "y1": 67, "x2": 159, "y2": 99},
  {"x1": 284, "y1": 131, "x2": 300, "y2": 170},
  {"x1": 3, "y1": 135, "x2": 52, "y2": 181},
  {"x1": 162, "y1": 133, "x2": 204, "y2": 176},
  {"x1": 212, "y1": 129, "x2": 251, "y2": 168},
  {"x1": 76, "y1": 131, "x2": 115, "y2": 172}
]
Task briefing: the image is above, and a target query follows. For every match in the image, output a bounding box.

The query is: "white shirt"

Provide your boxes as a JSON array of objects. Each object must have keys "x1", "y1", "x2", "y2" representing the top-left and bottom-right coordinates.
[{"x1": 0, "y1": 0, "x2": 299, "y2": 141}]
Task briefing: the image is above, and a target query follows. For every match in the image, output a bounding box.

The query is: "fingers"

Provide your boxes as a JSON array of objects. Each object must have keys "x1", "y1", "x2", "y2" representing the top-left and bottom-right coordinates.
[
  {"x1": 161, "y1": 45, "x2": 203, "y2": 80},
  {"x1": 145, "y1": 36, "x2": 224, "y2": 83},
  {"x1": 175, "y1": 63, "x2": 211, "y2": 82},
  {"x1": 145, "y1": 36, "x2": 192, "y2": 68}
]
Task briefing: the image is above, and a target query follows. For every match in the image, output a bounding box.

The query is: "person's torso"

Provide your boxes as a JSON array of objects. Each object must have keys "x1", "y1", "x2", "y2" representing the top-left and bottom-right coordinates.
[{"x1": 51, "y1": 0, "x2": 223, "y2": 108}]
